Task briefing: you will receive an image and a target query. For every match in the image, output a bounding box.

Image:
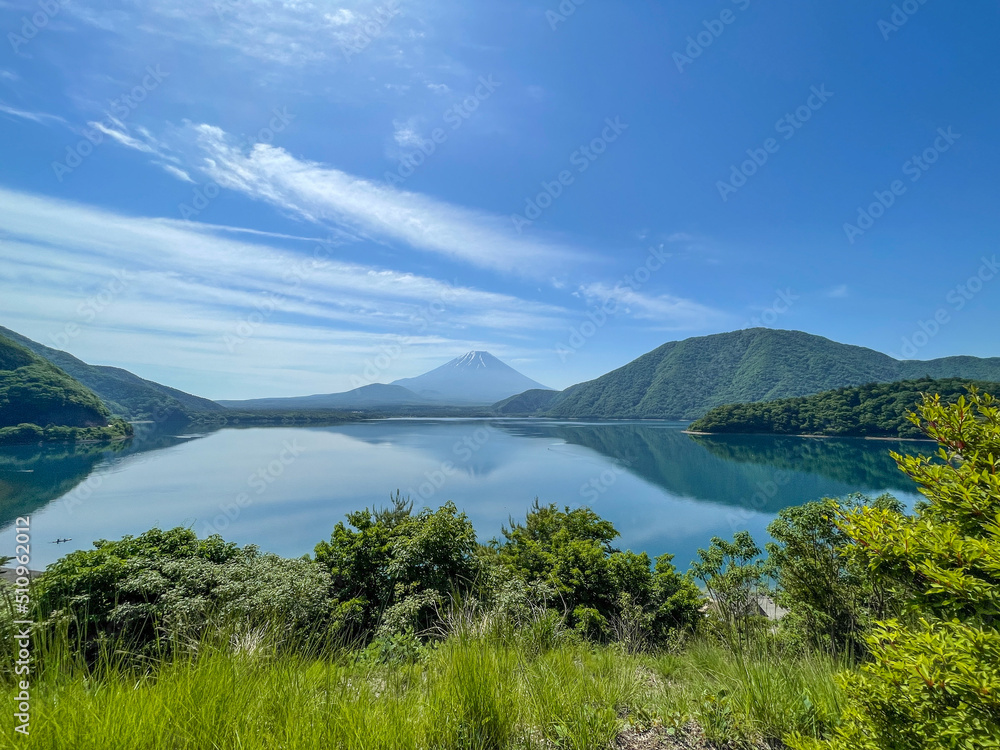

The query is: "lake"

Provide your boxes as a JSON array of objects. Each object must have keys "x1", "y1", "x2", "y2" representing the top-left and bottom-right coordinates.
[{"x1": 0, "y1": 420, "x2": 933, "y2": 570}]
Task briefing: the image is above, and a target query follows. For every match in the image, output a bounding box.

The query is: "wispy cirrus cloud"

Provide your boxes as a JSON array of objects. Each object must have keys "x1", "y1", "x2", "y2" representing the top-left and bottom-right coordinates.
[
  {"x1": 97, "y1": 119, "x2": 589, "y2": 277},
  {"x1": 578, "y1": 281, "x2": 727, "y2": 330},
  {"x1": 159, "y1": 163, "x2": 195, "y2": 182},
  {"x1": 67, "y1": 0, "x2": 413, "y2": 67},
  {"x1": 0, "y1": 102, "x2": 67, "y2": 125},
  {"x1": 192, "y1": 127, "x2": 586, "y2": 276},
  {"x1": 89, "y1": 120, "x2": 158, "y2": 153},
  {"x1": 75, "y1": 116, "x2": 724, "y2": 333}
]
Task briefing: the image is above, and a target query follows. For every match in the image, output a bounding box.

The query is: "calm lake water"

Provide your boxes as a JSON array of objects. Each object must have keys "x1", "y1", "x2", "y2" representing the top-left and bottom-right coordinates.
[{"x1": 0, "y1": 420, "x2": 933, "y2": 570}]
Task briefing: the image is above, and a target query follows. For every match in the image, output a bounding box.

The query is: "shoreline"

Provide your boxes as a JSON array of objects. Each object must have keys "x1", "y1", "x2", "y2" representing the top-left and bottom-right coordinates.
[
  {"x1": 0, "y1": 433, "x2": 132, "y2": 448},
  {"x1": 683, "y1": 429, "x2": 934, "y2": 442}
]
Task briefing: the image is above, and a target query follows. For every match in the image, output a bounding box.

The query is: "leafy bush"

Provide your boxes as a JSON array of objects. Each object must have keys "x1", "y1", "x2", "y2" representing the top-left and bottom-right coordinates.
[
  {"x1": 691, "y1": 530, "x2": 769, "y2": 647},
  {"x1": 313, "y1": 493, "x2": 481, "y2": 641},
  {"x1": 791, "y1": 389, "x2": 1000, "y2": 749},
  {"x1": 34, "y1": 527, "x2": 336, "y2": 658},
  {"x1": 766, "y1": 493, "x2": 904, "y2": 658},
  {"x1": 493, "y1": 500, "x2": 702, "y2": 645}
]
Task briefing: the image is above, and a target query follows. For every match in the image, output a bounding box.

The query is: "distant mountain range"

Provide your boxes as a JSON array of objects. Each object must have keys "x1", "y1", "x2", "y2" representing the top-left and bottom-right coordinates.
[
  {"x1": 5, "y1": 325, "x2": 1000, "y2": 423},
  {"x1": 0, "y1": 326, "x2": 224, "y2": 420},
  {"x1": 216, "y1": 383, "x2": 433, "y2": 411},
  {"x1": 219, "y1": 351, "x2": 553, "y2": 410},
  {"x1": 500, "y1": 329, "x2": 1000, "y2": 420}
]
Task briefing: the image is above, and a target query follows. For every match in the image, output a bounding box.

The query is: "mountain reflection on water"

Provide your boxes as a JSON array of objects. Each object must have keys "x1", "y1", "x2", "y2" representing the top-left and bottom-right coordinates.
[{"x1": 0, "y1": 419, "x2": 932, "y2": 568}]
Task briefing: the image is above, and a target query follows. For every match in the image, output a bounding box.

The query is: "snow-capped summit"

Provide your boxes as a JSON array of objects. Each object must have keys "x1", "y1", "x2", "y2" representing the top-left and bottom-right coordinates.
[
  {"x1": 391, "y1": 351, "x2": 552, "y2": 404},
  {"x1": 452, "y1": 351, "x2": 494, "y2": 369}
]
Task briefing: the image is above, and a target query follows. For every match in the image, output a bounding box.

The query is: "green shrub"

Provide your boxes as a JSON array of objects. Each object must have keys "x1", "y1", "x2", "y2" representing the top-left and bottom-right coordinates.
[
  {"x1": 691, "y1": 530, "x2": 769, "y2": 647},
  {"x1": 791, "y1": 389, "x2": 1000, "y2": 749},
  {"x1": 493, "y1": 500, "x2": 702, "y2": 644},
  {"x1": 766, "y1": 493, "x2": 904, "y2": 658},
  {"x1": 34, "y1": 527, "x2": 336, "y2": 659},
  {"x1": 313, "y1": 494, "x2": 481, "y2": 641}
]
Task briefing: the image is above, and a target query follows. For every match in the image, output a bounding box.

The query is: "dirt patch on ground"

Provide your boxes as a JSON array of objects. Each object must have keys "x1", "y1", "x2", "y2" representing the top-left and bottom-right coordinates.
[
  {"x1": 616, "y1": 722, "x2": 710, "y2": 749},
  {"x1": 616, "y1": 722, "x2": 759, "y2": 749}
]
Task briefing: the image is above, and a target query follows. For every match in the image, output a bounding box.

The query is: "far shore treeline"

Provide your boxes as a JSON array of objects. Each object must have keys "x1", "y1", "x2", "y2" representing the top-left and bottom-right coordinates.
[{"x1": 689, "y1": 377, "x2": 1000, "y2": 438}]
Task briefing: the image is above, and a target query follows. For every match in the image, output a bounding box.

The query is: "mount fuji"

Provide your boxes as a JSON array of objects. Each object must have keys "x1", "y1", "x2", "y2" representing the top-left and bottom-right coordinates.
[
  {"x1": 391, "y1": 351, "x2": 552, "y2": 404},
  {"x1": 216, "y1": 351, "x2": 552, "y2": 410}
]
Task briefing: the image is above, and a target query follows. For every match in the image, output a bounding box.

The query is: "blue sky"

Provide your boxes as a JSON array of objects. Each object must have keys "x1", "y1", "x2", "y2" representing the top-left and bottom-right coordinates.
[{"x1": 1, "y1": 0, "x2": 998, "y2": 399}]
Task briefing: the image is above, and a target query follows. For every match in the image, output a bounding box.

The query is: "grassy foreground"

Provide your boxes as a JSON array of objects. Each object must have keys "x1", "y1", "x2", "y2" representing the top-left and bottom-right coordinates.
[{"x1": 0, "y1": 624, "x2": 842, "y2": 750}]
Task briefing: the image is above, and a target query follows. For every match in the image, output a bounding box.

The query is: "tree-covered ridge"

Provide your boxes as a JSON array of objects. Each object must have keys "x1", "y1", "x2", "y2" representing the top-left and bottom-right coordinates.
[
  {"x1": 0, "y1": 324, "x2": 224, "y2": 420},
  {"x1": 541, "y1": 329, "x2": 1000, "y2": 420},
  {"x1": 0, "y1": 333, "x2": 135, "y2": 445},
  {"x1": 0, "y1": 333, "x2": 110, "y2": 429},
  {"x1": 491, "y1": 388, "x2": 561, "y2": 415},
  {"x1": 689, "y1": 378, "x2": 999, "y2": 438}
]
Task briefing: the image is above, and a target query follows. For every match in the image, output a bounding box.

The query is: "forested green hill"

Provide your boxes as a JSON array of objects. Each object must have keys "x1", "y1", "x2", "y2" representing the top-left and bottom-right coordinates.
[
  {"x1": 492, "y1": 388, "x2": 561, "y2": 415},
  {"x1": 688, "y1": 377, "x2": 998, "y2": 437},
  {"x1": 0, "y1": 333, "x2": 111, "y2": 429},
  {"x1": 0, "y1": 325, "x2": 224, "y2": 420},
  {"x1": 542, "y1": 329, "x2": 1000, "y2": 420}
]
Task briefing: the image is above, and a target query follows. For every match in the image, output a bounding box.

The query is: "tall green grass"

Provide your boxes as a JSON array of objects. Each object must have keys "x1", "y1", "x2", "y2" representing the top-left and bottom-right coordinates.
[
  {"x1": 0, "y1": 619, "x2": 844, "y2": 749},
  {"x1": 0, "y1": 624, "x2": 638, "y2": 750},
  {"x1": 643, "y1": 639, "x2": 845, "y2": 747}
]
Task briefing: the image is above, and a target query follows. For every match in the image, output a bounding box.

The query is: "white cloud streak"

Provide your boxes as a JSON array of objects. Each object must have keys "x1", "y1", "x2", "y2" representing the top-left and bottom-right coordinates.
[
  {"x1": 0, "y1": 102, "x2": 67, "y2": 125},
  {"x1": 187, "y1": 124, "x2": 587, "y2": 276},
  {"x1": 578, "y1": 282, "x2": 726, "y2": 329},
  {"x1": 84, "y1": 116, "x2": 587, "y2": 278}
]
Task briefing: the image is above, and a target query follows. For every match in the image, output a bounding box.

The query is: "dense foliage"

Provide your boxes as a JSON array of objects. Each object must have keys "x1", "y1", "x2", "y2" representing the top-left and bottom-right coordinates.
[
  {"x1": 0, "y1": 334, "x2": 111, "y2": 431},
  {"x1": 27, "y1": 496, "x2": 703, "y2": 663},
  {"x1": 690, "y1": 377, "x2": 999, "y2": 437},
  {"x1": 493, "y1": 500, "x2": 702, "y2": 644},
  {"x1": 34, "y1": 527, "x2": 335, "y2": 659},
  {"x1": 0, "y1": 324, "x2": 224, "y2": 420},
  {"x1": 0, "y1": 418, "x2": 132, "y2": 446},
  {"x1": 542, "y1": 329, "x2": 1000, "y2": 420},
  {"x1": 765, "y1": 493, "x2": 904, "y2": 658},
  {"x1": 313, "y1": 494, "x2": 482, "y2": 640},
  {"x1": 792, "y1": 389, "x2": 1000, "y2": 749},
  {"x1": 491, "y1": 388, "x2": 561, "y2": 415}
]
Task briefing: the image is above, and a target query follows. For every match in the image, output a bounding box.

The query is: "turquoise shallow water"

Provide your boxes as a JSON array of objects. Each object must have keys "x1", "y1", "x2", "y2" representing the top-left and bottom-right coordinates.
[{"x1": 0, "y1": 419, "x2": 931, "y2": 569}]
